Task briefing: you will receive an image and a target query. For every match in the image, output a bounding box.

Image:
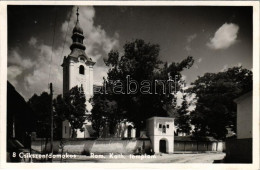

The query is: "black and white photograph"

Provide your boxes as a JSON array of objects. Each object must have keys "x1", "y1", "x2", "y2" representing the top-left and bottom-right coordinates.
[{"x1": 1, "y1": 1, "x2": 259, "y2": 169}]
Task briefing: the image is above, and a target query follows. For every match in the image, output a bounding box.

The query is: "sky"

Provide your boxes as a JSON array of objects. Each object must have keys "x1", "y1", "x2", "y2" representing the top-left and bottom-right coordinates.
[{"x1": 7, "y1": 5, "x2": 253, "y2": 101}]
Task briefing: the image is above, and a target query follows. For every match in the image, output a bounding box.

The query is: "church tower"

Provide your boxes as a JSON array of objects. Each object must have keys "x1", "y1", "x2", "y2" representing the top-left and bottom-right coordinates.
[{"x1": 62, "y1": 8, "x2": 95, "y2": 138}]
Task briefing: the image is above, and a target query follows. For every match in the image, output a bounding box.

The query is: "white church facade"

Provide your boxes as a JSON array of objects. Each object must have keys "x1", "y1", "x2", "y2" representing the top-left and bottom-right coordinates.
[{"x1": 60, "y1": 8, "x2": 175, "y2": 154}]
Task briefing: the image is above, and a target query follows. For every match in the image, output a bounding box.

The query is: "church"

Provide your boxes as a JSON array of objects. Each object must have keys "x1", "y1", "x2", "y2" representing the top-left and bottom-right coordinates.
[
  {"x1": 60, "y1": 8, "x2": 175, "y2": 154},
  {"x1": 61, "y1": 8, "x2": 95, "y2": 138}
]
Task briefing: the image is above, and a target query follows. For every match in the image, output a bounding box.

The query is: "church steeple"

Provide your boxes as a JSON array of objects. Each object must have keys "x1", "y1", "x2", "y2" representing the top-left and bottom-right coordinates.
[
  {"x1": 62, "y1": 7, "x2": 95, "y2": 139},
  {"x1": 76, "y1": 7, "x2": 79, "y2": 22},
  {"x1": 70, "y1": 7, "x2": 85, "y2": 51}
]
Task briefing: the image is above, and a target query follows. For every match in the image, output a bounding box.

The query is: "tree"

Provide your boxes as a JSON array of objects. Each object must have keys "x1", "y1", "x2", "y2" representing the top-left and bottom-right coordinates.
[
  {"x1": 175, "y1": 94, "x2": 191, "y2": 135},
  {"x1": 53, "y1": 94, "x2": 67, "y2": 139},
  {"x1": 90, "y1": 39, "x2": 194, "y2": 135},
  {"x1": 27, "y1": 92, "x2": 51, "y2": 138},
  {"x1": 54, "y1": 86, "x2": 87, "y2": 138},
  {"x1": 188, "y1": 66, "x2": 252, "y2": 140},
  {"x1": 89, "y1": 93, "x2": 118, "y2": 137}
]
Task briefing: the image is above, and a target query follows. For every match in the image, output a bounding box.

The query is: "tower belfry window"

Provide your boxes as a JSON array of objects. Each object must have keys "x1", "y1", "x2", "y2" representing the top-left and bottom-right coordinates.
[
  {"x1": 79, "y1": 65, "x2": 84, "y2": 75},
  {"x1": 162, "y1": 125, "x2": 166, "y2": 133}
]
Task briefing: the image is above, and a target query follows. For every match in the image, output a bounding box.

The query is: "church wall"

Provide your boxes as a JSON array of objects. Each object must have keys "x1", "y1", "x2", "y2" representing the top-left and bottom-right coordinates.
[
  {"x1": 89, "y1": 66, "x2": 94, "y2": 97},
  {"x1": 64, "y1": 59, "x2": 93, "y2": 97},
  {"x1": 68, "y1": 61, "x2": 75, "y2": 91},
  {"x1": 66, "y1": 60, "x2": 93, "y2": 113},
  {"x1": 62, "y1": 58, "x2": 94, "y2": 138}
]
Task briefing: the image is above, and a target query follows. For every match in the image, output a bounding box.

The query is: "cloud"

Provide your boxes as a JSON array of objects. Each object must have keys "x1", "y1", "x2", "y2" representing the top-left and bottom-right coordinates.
[
  {"x1": 175, "y1": 91, "x2": 196, "y2": 112},
  {"x1": 93, "y1": 66, "x2": 109, "y2": 85},
  {"x1": 184, "y1": 46, "x2": 191, "y2": 52},
  {"x1": 28, "y1": 37, "x2": 38, "y2": 47},
  {"x1": 60, "y1": 6, "x2": 119, "y2": 85},
  {"x1": 220, "y1": 62, "x2": 242, "y2": 72},
  {"x1": 207, "y1": 23, "x2": 239, "y2": 50},
  {"x1": 187, "y1": 34, "x2": 197, "y2": 43},
  {"x1": 61, "y1": 6, "x2": 119, "y2": 88},
  {"x1": 176, "y1": 91, "x2": 183, "y2": 106},
  {"x1": 193, "y1": 64, "x2": 199, "y2": 69},
  {"x1": 8, "y1": 6, "x2": 119, "y2": 100},
  {"x1": 23, "y1": 44, "x2": 63, "y2": 95},
  {"x1": 61, "y1": 6, "x2": 119, "y2": 60},
  {"x1": 181, "y1": 75, "x2": 187, "y2": 81},
  {"x1": 185, "y1": 33, "x2": 197, "y2": 53},
  {"x1": 220, "y1": 64, "x2": 229, "y2": 72},
  {"x1": 7, "y1": 65, "x2": 22, "y2": 86},
  {"x1": 186, "y1": 93, "x2": 196, "y2": 112},
  {"x1": 8, "y1": 48, "x2": 36, "y2": 90},
  {"x1": 8, "y1": 49, "x2": 34, "y2": 69}
]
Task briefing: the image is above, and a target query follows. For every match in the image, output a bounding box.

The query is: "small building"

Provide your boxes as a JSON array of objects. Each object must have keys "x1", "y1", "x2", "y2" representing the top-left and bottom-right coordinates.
[
  {"x1": 235, "y1": 91, "x2": 252, "y2": 139},
  {"x1": 225, "y1": 91, "x2": 252, "y2": 163},
  {"x1": 146, "y1": 117, "x2": 174, "y2": 154}
]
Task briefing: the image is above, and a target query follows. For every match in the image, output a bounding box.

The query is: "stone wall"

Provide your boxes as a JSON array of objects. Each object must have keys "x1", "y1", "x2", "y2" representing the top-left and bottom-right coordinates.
[
  {"x1": 31, "y1": 138, "x2": 225, "y2": 155},
  {"x1": 174, "y1": 141, "x2": 225, "y2": 152},
  {"x1": 31, "y1": 138, "x2": 152, "y2": 155}
]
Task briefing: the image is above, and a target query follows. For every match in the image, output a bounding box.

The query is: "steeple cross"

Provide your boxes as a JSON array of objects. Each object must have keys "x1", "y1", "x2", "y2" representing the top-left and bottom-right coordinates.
[{"x1": 76, "y1": 7, "x2": 79, "y2": 22}]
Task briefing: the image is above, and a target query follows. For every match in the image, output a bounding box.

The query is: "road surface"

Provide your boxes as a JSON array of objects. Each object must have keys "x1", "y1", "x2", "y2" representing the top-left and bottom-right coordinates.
[{"x1": 54, "y1": 152, "x2": 226, "y2": 163}]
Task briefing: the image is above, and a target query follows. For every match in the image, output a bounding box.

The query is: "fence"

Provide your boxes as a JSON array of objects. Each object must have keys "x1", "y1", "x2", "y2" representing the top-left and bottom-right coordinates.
[{"x1": 174, "y1": 141, "x2": 225, "y2": 152}]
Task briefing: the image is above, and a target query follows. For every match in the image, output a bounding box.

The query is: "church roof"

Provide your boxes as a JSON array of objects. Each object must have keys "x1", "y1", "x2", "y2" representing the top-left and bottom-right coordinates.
[{"x1": 73, "y1": 21, "x2": 83, "y2": 34}]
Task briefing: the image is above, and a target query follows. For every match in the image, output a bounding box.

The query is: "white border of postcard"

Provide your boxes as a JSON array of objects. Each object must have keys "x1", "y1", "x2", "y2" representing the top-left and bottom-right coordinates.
[{"x1": 0, "y1": 1, "x2": 259, "y2": 170}]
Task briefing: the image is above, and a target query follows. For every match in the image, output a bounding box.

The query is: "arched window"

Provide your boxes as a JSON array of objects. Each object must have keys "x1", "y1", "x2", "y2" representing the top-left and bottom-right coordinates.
[{"x1": 79, "y1": 65, "x2": 84, "y2": 75}]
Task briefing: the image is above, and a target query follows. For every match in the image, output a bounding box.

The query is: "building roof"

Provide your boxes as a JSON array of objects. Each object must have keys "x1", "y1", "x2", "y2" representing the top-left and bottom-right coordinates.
[
  {"x1": 73, "y1": 21, "x2": 83, "y2": 34},
  {"x1": 147, "y1": 116, "x2": 174, "y2": 121},
  {"x1": 234, "y1": 91, "x2": 252, "y2": 104},
  {"x1": 174, "y1": 136, "x2": 219, "y2": 142}
]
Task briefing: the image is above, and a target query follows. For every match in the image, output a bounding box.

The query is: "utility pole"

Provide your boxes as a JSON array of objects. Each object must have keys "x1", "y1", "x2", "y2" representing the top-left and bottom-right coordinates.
[{"x1": 50, "y1": 83, "x2": 54, "y2": 162}]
